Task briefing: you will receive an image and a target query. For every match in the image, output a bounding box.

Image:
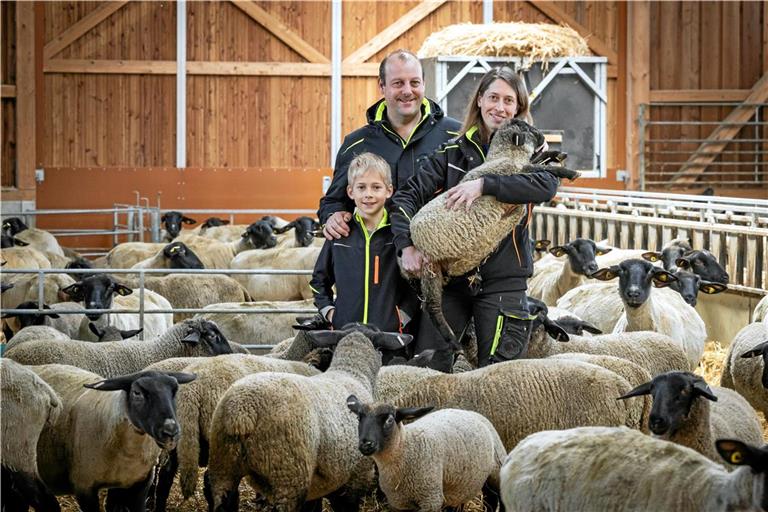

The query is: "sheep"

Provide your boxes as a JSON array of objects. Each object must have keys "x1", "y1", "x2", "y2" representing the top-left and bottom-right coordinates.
[
  {"x1": 229, "y1": 245, "x2": 321, "y2": 301},
  {"x1": 403, "y1": 119, "x2": 579, "y2": 344},
  {"x1": 2, "y1": 217, "x2": 65, "y2": 257},
  {"x1": 30, "y1": 364, "x2": 195, "y2": 512},
  {"x1": 500, "y1": 426, "x2": 768, "y2": 512},
  {"x1": 130, "y1": 241, "x2": 204, "y2": 271},
  {"x1": 196, "y1": 298, "x2": 314, "y2": 344},
  {"x1": 674, "y1": 249, "x2": 730, "y2": 284},
  {"x1": 105, "y1": 241, "x2": 167, "y2": 268},
  {"x1": 547, "y1": 353, "x2": 652, "y2": 389},
  {"x1": 529, "y1": 238, "x2": 551, "y2": 262},
  {"x1": 206, "y1": 329, "x2": 386, "y2": 511},
  {"x1": 262, "y1": 215, "x2": 292, "y2": 230},
  {"x1": 181, "y1": 224, "x2": 277, "y2": 268},
  {"x1": 375, "y1": 358, "x2": 646, "y2": 453},
  {"x1": 0, "y1": 272, "x2": 75, "y2": 310},
  {"x1": 273, "y1": 216, "x2": 324, "y2": 248},
  {"x1": 720, "y1": 321, "x2": 768, "y2": 415},
  {"x1": 120, "y1": 273, "x2": 250, "y2": 322},
  {"x1": 618, "y1": 371, "x2": 763, "y2": 464},
  {"x1": 347, "y1": 396, "x2": 506, "y2": 512},
  {"x1": 527, "y1": 238, "x2": 612, "y2": 305},
  {"x1": 5, "y1": 318, "x2": 234, "y2": 377},
  {"x1": 0, "y1": 244, "x2": 52, "y2": 270},
  {"x1": 60, "y1": 274, "x2": 173, "y2": 341},
  {"x1": 160, "y1": 210, "x2": 197, "y2": 241},
  {"x1": 142, "y1": 353, "x2": 323, "y2": 511},
  {"x1": 1, "y1": 300, "x2": 85, "y2": 339},
  {"x1": 0, "y1": 359, "x2": 62, "y2": 512},
  {"x1": 753, "y1": 295, "x2": 767, "y2": 322}
]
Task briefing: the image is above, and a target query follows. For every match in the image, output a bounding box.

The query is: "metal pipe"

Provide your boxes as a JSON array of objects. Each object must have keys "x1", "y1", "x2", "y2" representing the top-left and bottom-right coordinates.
[
  {"x1": 139, "y1": 270, "x2": 145, "y2": 341},
  {"x1": 176, "y1": 0, "x2": 187, "y2": 168},
  {"x1": 330, "y1": 0, "x2": 341, "y2": 167},
  {"x1": 483, "y1": 0, "x2": 493, "y2": 24}
]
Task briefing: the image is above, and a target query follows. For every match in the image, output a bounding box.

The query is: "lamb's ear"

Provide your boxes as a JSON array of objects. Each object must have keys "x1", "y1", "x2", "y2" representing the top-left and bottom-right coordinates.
[
  {"x1": 543, "y1": 317, "x2": 570, "y2": 342},
  {"x1": 534, "y1": 239, "x2": 551, "y2": 250},
  {"x1": 740, "y1": 340, "x2": 768, "y2": 359},
  {"x1": 594, "y1": 246, "x2": 612, "y2": 256},
  {"x1": 590, "y1": 267, "x2": 620, "y2": 281},
  {"x1": 346, "y1": 394, "x2": 364, "y2": 415},
  {"x1": 395, "y1": 405, "x2": 434, "y2": 423},
  {"x1": 580, "y1": 321, "x2": 603, "y2": 335},
  {"x1": 617, "y1": 381, "x2": 652, "y2": 400},
  {"x1": 181, "y1": 328, "x2": 202, "y2": 345},
  {"x1": 692, "y1": 379, "x2": 718, "y2": 402},
  {"x1": 165, "y1": 372, "x2": 197, "y2": 385},
  {"x1": 84, "y1": 374, "x2": 136, "y2": 392},
  {"x1": 675, "y1": 257, "x2": 692, "y2": 270},
  {"x1": 120, "y1": 328, "x2": 143, "y2": 340},
  {"x1": 272, "y1": 221, "x2": 296, "y2": 234},
  {"x1": 641, "y1": 251, "x2": 662, "y2": 263},
  {"x1": 715, "y1": 439, "x2": 768, "y2": 468},
  {"x1": 305, "y1": 330, "x2": 345, "y2": 348},
  {"x1": 371, "y1": 332, "x2": 413, "y2": 351},
  {"x1": 114, "y1": 284, "x2": 133, "y2": 297},
  {"x1": 61, "y1": 283, "x2": 84, "y2": 301},
  {"x1": 549, "y1": 246, "x2": 569, "y2": 257},
  {"x1": 88, "y1": 322, "x2": 104, "y2": 338},
  {"x1": 181, "y1": 216, "x2": 197, "y2": 225},
  {"x1": 651, "y1": 268, "x2": 678, "y2": 288},
  {"x1": 698, "y1": 281, "x2": 728, "y2": 295}
]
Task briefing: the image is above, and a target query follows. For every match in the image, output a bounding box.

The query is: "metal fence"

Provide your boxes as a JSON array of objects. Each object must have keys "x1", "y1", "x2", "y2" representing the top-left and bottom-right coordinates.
[{"x1": 639, "y1": 101, "x2": 767, "y2": 190}]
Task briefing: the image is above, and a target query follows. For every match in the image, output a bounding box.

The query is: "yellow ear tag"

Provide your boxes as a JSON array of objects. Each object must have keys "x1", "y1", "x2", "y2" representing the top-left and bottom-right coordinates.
[
  {"x1": 650, "y1": 255, "x2": 658, "y2": 262},
  {"x1": 705, "y1": 286, "x2": 715, "y2": 294},
  {"x1": 731, "y1": 452, "x2": 743, "y2": 464},
  {"x1": 659, "y1": 274, "x2": 669, "y2": 282},
  {"x1": 170, "y1": 247, "x2": 179, "y2": 254}
]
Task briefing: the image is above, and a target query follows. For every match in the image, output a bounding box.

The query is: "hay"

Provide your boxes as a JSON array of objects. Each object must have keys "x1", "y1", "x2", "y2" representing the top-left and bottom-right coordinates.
[{"x1": 418, "y1": 22, "x2": 591, "y2": 64}]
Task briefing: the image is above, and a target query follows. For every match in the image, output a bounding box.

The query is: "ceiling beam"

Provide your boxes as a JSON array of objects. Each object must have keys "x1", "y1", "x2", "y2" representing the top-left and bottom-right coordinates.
[
  {"x1": 344, "y1": 1, "x2": 447, "y2": 64},
  {"x1": 528, "y1": 1, "x2": 618, "y2": 64},
  {"x1": 1, "y1": 84, "x2": 16, "y2": 98},
  {"x1": 43, "y1": 1, "x2": 129, "y2": 60},
  {"x1": 229, "y1": 1, "x2": 329, "y2": 64}
]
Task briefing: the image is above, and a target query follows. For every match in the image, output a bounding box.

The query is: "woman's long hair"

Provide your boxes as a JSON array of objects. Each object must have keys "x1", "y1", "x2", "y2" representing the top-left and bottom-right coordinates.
[{"x1": 462, "y1": 66, "x2": 532, "y2": 143}]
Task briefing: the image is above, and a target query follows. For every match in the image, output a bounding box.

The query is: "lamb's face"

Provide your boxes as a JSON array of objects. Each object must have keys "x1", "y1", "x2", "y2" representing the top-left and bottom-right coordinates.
[{"x1": 488, "y1": 119, "x2": 544, "y2": 159}]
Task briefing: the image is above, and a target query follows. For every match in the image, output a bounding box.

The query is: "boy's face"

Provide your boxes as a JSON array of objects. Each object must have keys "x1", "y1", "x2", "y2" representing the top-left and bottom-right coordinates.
[{"x1": 347, "y1": 169, "x2": 393, "y2": 217}]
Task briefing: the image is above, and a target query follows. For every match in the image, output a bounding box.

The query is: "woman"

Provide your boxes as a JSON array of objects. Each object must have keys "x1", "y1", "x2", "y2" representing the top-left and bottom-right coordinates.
[{"x1": 391, "y1": 66, "x2": 558, "y2": 368}]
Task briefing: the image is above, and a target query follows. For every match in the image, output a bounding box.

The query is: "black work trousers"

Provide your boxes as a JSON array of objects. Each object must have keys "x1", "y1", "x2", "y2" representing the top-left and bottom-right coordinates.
[{"x1": 414, "y1": 276, "x2": 532, "y2": 368}]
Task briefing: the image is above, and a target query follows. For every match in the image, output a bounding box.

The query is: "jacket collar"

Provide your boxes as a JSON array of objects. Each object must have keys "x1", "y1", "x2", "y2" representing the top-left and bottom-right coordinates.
[
  {"x1": 366, "y1": 97, "x2": 443, "y2": 125},
  {"x1": 353, "y1": 208, "x2": 390, "y2": 232}
]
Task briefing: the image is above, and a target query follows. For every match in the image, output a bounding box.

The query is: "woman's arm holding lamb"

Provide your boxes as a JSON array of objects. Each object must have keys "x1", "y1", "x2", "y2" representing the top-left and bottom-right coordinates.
[{"x1": 482, "y1": 170, "x2": 560, "y2": 205}]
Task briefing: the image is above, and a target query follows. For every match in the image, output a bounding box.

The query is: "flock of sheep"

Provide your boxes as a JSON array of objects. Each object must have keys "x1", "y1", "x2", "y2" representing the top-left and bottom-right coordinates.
[{"x1": 2, "y1": 198, "x2": 768, "y2": 512}]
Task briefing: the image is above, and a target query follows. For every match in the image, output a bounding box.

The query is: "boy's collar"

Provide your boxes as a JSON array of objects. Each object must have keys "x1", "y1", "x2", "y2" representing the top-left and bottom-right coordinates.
[{"x1": 353, "y1": 208, "x2": 390, "y2": 230}]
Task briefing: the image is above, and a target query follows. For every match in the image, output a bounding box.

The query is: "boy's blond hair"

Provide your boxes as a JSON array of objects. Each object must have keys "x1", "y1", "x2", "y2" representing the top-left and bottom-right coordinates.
[{"x1": 347, "y1": 152, "x2": 392, "y2": 187}]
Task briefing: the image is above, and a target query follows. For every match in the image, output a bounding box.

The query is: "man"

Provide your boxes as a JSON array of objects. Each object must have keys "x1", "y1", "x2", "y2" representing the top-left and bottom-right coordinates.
[{"x1": 318, "y1": 49, "x2": 462, "y2": 239}]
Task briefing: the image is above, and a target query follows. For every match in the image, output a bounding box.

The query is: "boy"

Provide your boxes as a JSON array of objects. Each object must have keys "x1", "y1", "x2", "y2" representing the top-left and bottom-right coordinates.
[{"x1": 310, "y1": 152, "x2": 417, "y2": 332}]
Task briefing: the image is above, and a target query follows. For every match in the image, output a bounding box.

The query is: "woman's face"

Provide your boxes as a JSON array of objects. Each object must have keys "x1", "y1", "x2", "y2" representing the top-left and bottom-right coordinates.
[{"x1": 477, "y1": 78, "x2": 519, "y2": 133}]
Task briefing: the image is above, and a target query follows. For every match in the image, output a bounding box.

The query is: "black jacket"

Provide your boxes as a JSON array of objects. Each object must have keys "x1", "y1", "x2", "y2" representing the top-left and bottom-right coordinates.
[
  {"x1": 390, "y1": 126, "x2": 560, "y2": 289},
  {"x1": 318, "y1": 98, "x2": 462, "y2": 224},
  {"x1": 310, "y1": 210, "x2": 418, "y2": 332}
]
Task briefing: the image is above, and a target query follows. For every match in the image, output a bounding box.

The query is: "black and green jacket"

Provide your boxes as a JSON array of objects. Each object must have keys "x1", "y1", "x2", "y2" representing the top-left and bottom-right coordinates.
[
  {"x1": 310, "y1": 210, "x2": 418, "y2": 332},
  {"x1": 317, "y1": 98, "x2": 462, "y2": 224},
  {"x1": 390, "y1": 126, "x2": 560, "y2": 289}
]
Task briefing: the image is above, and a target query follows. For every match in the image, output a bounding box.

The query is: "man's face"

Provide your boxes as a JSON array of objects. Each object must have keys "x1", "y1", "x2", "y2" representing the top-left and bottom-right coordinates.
[{"x1": 379, "y1": 57, "x2": 425, "y2": 122}]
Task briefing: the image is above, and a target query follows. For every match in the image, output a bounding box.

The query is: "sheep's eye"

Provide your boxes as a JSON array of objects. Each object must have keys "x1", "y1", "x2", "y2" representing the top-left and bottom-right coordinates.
[
  {"x1": 132, "y1": 389, "x2": 144, "y2": 399},
  {"x1": 385, "y1": 415, "x2": 394, "y2": 426}
]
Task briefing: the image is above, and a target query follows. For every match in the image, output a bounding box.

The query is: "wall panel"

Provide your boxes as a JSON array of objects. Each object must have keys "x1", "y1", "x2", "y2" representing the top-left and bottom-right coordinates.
[{"x1": 1, "y1": 1, "x2": 16, "y2": 187}]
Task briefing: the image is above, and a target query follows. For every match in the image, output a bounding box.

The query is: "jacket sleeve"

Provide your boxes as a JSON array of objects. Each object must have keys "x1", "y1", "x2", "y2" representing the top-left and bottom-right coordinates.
[
  {"x1": 390, "y1": 144, "x2": 451, "y2": 251},
  {"x1": 317, "y1": 136, "x2": 358, "y2": 224},
  {"x1": 482, "y1": 170, "x2": 560, "y2": 205},
  {"x1": 310, "y1": 240, "x2": 335, "y2": 312}
]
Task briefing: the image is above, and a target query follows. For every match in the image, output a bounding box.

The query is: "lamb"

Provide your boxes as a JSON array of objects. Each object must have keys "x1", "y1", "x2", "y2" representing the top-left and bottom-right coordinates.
[
  {"x1": 130, "y1": 241, "x2": 204, "y2": 271},
  {"x1": 500, "y1": 426, "x2": 768, "y2": 512},
  {"x1": 229, "y1": 245, "x2": 321, "y2": 301},
  {"x1": 346, "y1": 396, "x2": 506, "y2": 512},
  {"x1": 0, "y1": 272, "x2": 75, "y2": 309},
  {"x1": 720, "y1": 321, "x2": 768, "y2": 415},
  {"x1": 196, "y1": 298, "x2": 314, "y2": 344},
  {"x1": 547, "y1": 353, "x2": 652, "y2": 389},
  {"x1": 142, "y1": 353, "x2": 323, "y2": 511},
  {"x1": 159, "y1": 210, "x2": 197, "y2": 241},
  {"x1": 403, "y1": 119, "x2": 579, "y2": 344},
  {"x1": 2, "y1": 217, "x2": 65, "y2": 257},
  {"x1": 754, "y1": 295, "x2": 768, "y2": 322},
  {"x1": 180, "y1": 224, "x2": 276, "y2": 268},
  {"x1": 30, "y1": 364, "x2": 195, "y2": 512},
  {"x1": 0, "y1": 244, "x2": 52, "y2": 270},
  {"x1": 0, "y1": 359, "x2": 62, "y2": 512},
  {"x1": 375, "y1": 358, "x2": 646, "y2": 453},
  {"x1": 618, "y1": 371, "x2": 763, "y2": 464},
  {"x1": 527, "y1": 238, "x2": 612, "y2": 305},
  {"x1": 1, "y1": 300, "x2": 85, "y2": 339},
  {"x1": 5, "y1": 318, "x2": 234, "y2": 377},
  {"x1": 206, "y1": 329, "x2": 384, "y2": 511},
  {"x1": 273, "y1": 216, "x2": 324, "y2": 248}
]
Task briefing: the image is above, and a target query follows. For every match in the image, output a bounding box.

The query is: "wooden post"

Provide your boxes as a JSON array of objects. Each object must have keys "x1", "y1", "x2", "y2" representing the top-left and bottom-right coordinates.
[
  {"x1": 625, "y1": 1, "x2": 650, "y2": 191},
  {"x1": 15, "y1": 1, "x2": 36, "y2": 194}
]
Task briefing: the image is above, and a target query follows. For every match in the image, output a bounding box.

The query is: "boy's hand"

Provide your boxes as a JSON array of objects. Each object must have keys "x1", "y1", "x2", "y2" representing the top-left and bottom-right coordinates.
[
  {"x1": 445, "y1": 179, "x2": 483, "y2": 211},
  {"x1": 401, "y1": 246, "x2": 425, "y2": 274},
  {"x1": 323, "y1": 211, "x2": 352, "y2": 240}
]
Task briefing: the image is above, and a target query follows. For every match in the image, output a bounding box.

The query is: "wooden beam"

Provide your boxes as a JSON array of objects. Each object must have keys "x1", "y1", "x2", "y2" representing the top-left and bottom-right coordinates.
[
  {"x1": 528, "y1": 1, "x2": 619, "y2": 65},
  {"x1": 45, "y1": 60, "x2": 381, "y2": 77},
  {"x1": 344, "y1": 1, "x2": 447, "y2": 64},
  {"x1": 43, "y1": 1, "x2": 128, "y2": 60},
  {"x1": 16, "y1": 2, "x2": 36, "y2": 191},
  {"x1": 672, "y1": 71, "x2": 768, "y2": 184},
  {"x1": 626, "y1": 0, "x2": 650, "y2": 190},
  {"x1": 1, "y1": 85, "x2": 16, "y2": 98},
  {"x1": 764, "y1": 1, "x2": 768, "y2": 74},
  {"x1": 650, "y1": 89, "x2": 751, "y2": 103},
  {"x1": 229, "y1": 1, "x2": 328, "y2": 64}
]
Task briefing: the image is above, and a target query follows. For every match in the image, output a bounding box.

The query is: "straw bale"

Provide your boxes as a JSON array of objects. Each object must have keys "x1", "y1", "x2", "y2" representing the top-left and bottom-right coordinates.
[{"x1": 418, "y1": 22, "x2": 591, "y2": 64}]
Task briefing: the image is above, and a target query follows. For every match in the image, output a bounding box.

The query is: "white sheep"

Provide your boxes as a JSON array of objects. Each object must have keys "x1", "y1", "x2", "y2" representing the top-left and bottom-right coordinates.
[
  {"x1": 0, "y1": 245, "x2": 52, "y2": 270},
  {"x1": 754, "y1": 295, "x2": 768, "y2": 322},
  {"x1": 720, "y1": 320, "x2": 768, "y2": 416},
  {"x1": 2, "y1": 217, "x2": 65, "y2": 257},
  {"x1": 0, "y1": 359, "x2": 62, "y2": 512},
  {"x1": 0, "y1": 272, "x2": 75, "y2": 309},
  {"x1": 229, "y1": 246, "x2": 320, "y2": 301},
  {"x1": 347, "y1": 397, "x2": 506, "y2": 512},
  {"x1": 500, "y1": 426, "x2": 768, "y2": 512}
]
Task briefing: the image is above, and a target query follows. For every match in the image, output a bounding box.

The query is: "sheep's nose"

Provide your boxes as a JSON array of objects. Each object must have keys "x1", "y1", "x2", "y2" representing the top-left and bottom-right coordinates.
[
  {"x1": 358, "y1": 440, "x2": 376, "y2": 455},
  {"x1": 161, "y1": 419, "x2": 180, "y2": 439},
  {"x1": 585, "y1": 263, "x2": 598, "y2": 275},
  {"x1": 648, "y1": 415, "x2": 668, "y2": 435},
  {"x1": 626, "y1": 286, "x2": 641, "y2": 298},
  {"x1": 684, "y1": 295, "x2": 697, "y2": 306}
]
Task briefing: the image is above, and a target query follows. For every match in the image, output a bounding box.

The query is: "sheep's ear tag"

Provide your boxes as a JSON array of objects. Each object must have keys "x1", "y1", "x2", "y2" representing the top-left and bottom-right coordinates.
[
  {"x1": 641, "y1": 252, "x2": 660, "y2": 262},
  {"x1": 512, "y1": 133, "x2": 523, "y2": 146},
  {"x1": 169, "y1": 246, "x2": 179, "y2": 254},
  {"x1": 731, "y1": 452, "x2": 743, "y2": 464},
  {"x1": 656, "y1": 273, "x2": 669, "y2": 282}
]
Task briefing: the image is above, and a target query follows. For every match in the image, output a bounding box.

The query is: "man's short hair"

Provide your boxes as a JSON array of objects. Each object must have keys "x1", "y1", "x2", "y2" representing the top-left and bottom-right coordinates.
[
  {"x1": 378, "y1": 49, "x2": 423, "y2": 85},
  {"x1": 347, "y1": 152, "x2": 392, "y2": 187}
]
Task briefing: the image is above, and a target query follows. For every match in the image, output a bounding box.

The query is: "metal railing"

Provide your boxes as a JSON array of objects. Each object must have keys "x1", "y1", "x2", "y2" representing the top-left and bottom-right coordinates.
[{"x1": 639, "y1": 101, "x2": 767, "y2": 190}]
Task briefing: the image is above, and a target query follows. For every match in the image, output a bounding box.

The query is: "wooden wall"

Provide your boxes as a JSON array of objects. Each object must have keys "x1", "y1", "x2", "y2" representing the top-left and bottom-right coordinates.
[{"x1": 1, "y1": 1, "x2": 16, "y2": 188}]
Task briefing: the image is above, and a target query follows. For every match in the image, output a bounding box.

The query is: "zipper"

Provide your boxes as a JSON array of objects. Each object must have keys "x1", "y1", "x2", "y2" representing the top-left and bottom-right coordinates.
[{"x1": 355, "y1": 212, "x2": 390, "y2": 324}]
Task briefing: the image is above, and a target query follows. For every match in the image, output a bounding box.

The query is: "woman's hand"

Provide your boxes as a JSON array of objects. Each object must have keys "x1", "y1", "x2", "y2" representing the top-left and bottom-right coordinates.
[{"x1": 445, "y1": 179, "x2": 484, "y2": 210}]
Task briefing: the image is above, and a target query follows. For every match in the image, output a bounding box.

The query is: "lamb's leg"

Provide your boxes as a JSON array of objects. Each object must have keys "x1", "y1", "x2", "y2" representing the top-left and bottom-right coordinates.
[
  {"x1": 421, "y1": 263, "x2": 459, "y2": 349},
  {"x1": 75, "y1": 490, "x2": 102, "y2": 512},
  {"x1": 530, "y1": 150, "x2": 567, "y2": 165},
  {"x1": 482, "y1": 480, "x2": 502, "y2": 512},
  {"x1": 522, "y1": 164, "x2": 580, "y2": 181},
  {"x1": 149, "y1": 450, "x2": 178, "y2": 512},
  {"x1": 104, "y1": 470, "x2": 154, "y2": 512}
]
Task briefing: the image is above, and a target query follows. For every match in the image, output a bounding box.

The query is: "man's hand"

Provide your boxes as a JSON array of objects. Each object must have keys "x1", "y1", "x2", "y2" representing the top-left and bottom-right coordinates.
[
  {"x1": 445, "y1": 179, "x2": 484, "y2": 211},
  {"x1": 323, "y1": 211, "x2": 352, "y2": 240},
  {"x1": 401, "y1": 246, "x2": 426, "y2": 274}
]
